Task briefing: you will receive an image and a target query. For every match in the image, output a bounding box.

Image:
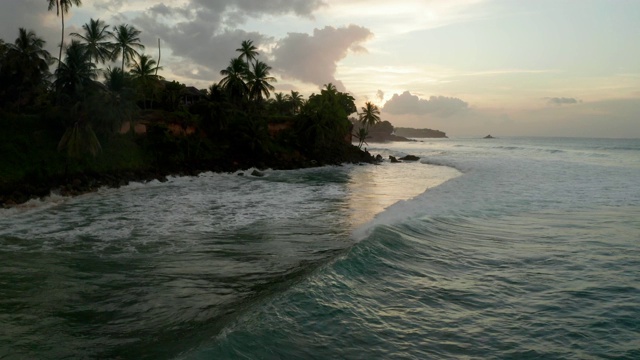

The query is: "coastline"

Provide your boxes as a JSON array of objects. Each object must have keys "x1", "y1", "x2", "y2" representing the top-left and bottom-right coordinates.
[{"x1": 0, "y1": 145, "x2": 379, "y2": 208}]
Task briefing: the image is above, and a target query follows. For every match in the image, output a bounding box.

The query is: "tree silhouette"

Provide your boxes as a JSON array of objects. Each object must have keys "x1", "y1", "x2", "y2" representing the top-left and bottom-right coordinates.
[
  {"x1": 1, "y1": 28, "x2": 51, "y2": 107},
  {"x1": 236, "y1": 40, "x2": 259, "y2": 67},
  {"x1": 71, "y1": 18, "x2": 113, "y2": 64},
  {"x1": 247, "y1": 60, "x2": 276, "y2": 103},
  {"x1": 47, "y1": 0, "x2": 82, "y2": 73},
  {"x1": 54, "y1": 40, "x2": 97, "y2": 98},
  {"x1": 219, "y1": 57, "x2": 249, "y2": 103},
  {"x1": 130, "y1": 54, "x2": 163, "y2": 109},
  {"x1": 358, "y1": 101, "x2": 381, "y2": 129},
  {"x1": 288, "y1": 90, "x2": 304, "y2": 114},
  {"x1": 111, "y1": 24, "x2": 145, "y2": 71}
]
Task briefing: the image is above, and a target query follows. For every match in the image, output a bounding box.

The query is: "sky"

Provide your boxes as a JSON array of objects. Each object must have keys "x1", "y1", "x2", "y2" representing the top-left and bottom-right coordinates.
[{"x1": 1, "y1": 0, "x2": 639, "y2": 137}]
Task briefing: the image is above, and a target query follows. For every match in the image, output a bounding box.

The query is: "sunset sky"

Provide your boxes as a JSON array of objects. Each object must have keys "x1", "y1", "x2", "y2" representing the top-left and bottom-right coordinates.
[{"x1": 1, "y1": 0, "x2": 639, "y2": 137}]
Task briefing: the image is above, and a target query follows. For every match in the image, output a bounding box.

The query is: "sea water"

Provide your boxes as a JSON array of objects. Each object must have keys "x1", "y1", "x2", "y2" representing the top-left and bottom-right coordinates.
[{"x1": 0, "y1": 137, "x2": 639, "y2": 359}]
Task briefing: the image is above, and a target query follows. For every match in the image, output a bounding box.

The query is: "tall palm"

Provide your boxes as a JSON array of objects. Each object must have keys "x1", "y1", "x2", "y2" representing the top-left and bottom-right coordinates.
[
  {"x1": 358, "y1": 101, "x2": 381, "y2": 128},
  {"x1": 70, "y1": 18, "x2": 113, "y2": 64},
  {"x1": 236, "y1": 40, "x2": 259, "y2": 67},
  {"x1": 47, "y1": 0, "x2": 82, "y2": 72},
  {"x1": 247, "y1": 60, "x2": 276, "y2": 102},
  {"x1": 111, "y1": 24, "x2": 145, "y2": 71},
  {"x1": 219, "y1": 57, "x2": 249, "y2": 102},
  {"x1": 54, "y1": 40, "x2": 97, "y2": 97}
]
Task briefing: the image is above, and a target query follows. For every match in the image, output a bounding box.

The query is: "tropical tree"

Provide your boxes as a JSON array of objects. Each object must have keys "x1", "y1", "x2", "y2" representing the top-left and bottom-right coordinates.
[
  {"x1": 207, "y1": 83, "x2": 227, "y2": 103},
  {"x1": 70, "y1": 18, "x2": 113, "y2": 64},
  {"x1": 288, "y1": 90, "x2": 304, "y2": 114},
  {"x1": 7, "y1": 28, "x2": 51, "y2": 75},
  {"x1": 54, "y1": 40, "x2": 98, "y2": 98},
  {"x1": 130, "y1": 54, "x2": 163, "y2": 109},
  {"x1": 236, "y1": 40, "x2": 258, "y2": 67},
  {"x1": 47, "y1": 0, "x2": 82, "y2": 72},
  {"x1": 358, "y1": 101, "x2": 381, "y2": 129},
  {"x1": 219, "y1": 57, "x2": 249, "y2": 103},
  {"x1": 296, "y1": 86, "x2": 356, "y2": 159},
  {"x1": 247, "y1": 60, "x2": 276, "y2": 103},
  {"x1": 103, "y1": 66, "x2": 132, "y2": 92},
  {"x1": 354, "y1": 127, "x2": 369, "y2": 149},
  {"x1": 271, "y1": 92, "x2": 288, "y2": 115},
  {"x1": 111, "y1": 24, "x2": 144, "y2": 71},
  {"x1": 0, "y1": 28, "x2": 51, "y2": 107}
]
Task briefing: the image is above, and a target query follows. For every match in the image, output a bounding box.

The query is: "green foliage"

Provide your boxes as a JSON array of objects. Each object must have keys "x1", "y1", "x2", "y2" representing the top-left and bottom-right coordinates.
[
  {"x1": 295, "y1": 84, "x2": 355, "y2": 160},
  {"x1": 0, "y1": 28, "x2": 51, "y2": 109}
]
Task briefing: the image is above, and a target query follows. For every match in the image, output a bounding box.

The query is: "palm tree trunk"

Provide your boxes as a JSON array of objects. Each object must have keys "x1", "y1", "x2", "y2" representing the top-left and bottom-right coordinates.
[
  {"x1": 58, "y1": 9, "x2": 65, "y2": 73},
  {"x1": 121, "y1": 47, "x2": 125, "y2": 71}
]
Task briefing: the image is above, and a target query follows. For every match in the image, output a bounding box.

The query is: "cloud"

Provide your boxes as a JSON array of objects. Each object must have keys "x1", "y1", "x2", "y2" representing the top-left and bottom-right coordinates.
[
  {"x1": 127, "y1": 0, "x2": 329, "y2": 85},
  {"x1": 545, "y1": 97, "x2": 580, "y2": 105},
  {"x1": 383, "y1": 91, "x2": 469, "y2": 117},
  {"x1": 376, "y1": 89, "x2": 384, "y2": 101},
  {"x1": 271, "y1": 25, "x2": 373, "y2": 90}
]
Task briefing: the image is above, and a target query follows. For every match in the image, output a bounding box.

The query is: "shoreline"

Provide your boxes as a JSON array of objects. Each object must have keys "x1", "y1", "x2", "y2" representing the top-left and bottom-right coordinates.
[{"x1": 0, "y1": 147, "x2": 379, "y2": 208}]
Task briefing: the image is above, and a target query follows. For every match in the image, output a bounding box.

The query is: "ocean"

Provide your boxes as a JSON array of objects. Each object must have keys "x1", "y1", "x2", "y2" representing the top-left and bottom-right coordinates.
[{"x1": 1, "y1": 137, "x2": 639, "y2": 359}]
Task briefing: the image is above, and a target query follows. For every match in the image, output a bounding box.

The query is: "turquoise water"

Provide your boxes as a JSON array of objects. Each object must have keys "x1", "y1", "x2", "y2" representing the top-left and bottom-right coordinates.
[{"x1": 1, "y1": 137, "x2": 639, "y2": 359}]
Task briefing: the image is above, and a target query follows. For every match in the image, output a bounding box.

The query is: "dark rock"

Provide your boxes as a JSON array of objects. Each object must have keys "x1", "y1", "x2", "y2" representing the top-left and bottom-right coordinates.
[
  {"x1": 251, "y1": 170, "x2": 265, "y2": 177},
  {"x1": 389, "y1": 155, "x2": 401, "y2": 163},
  {"x1": 399, "y1": 155, "x2": 420, "y2": 161},
  {"x1": 237, "y1": 172, "x2": 244, "y2": 176},
  {"x1": 375, "y1": 154, "x2": 383, "y2": 162}
]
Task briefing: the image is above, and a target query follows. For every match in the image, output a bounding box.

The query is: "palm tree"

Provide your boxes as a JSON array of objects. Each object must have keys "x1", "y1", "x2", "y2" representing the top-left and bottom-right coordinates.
[
  {"x1": 219, "y1": 57, "x2": 249, "y2": 102},
  {"x1": 111, "y1": 24, "x2": 144, "y2": 71},
  {"x1": 9, "y1": 28, "x2": 51, "y2": 72},
  {"x1": 288, "y1": 90, "x2": 304, "y2": 114},
  {"x1": 130, "y1": 54, "x2": 161, "y2": 79},
  {"x1": 130, "y1": 54, "x2": 162, "y2": 109},
  {"x1": 70, "y1": 18, "x2": 113, "y2": 64},
  {"x1": 1, "y1": 28, "x2": 51, "y2": 106},
  {"x1": 103, "y1": 66, "x2": 130, "y2": 92},
  {"x1": 208, "y1": 83, "x2": 226, "y2": 103},
  {"x1": 54, "y1": 40, "x2": 97, "y2": 97},
  {"x1": 272, "y1": 92, "x2": 288, "y2": 115},
  {"x1": 359, "y1": 101, "x2": 381, "y2": 129},
  {"x1": 354, "y1": 127, "x2": 369, "y2": 149},
  {"x1": 47, "y1": 0, "x2": 82, "y2": 72},
  {"x1": 236, "y1": 40, "x2": 259, "y2": 67},
  {"x1": 247, "y1": 60, "x2": 276, "y2": 102},
  {"x1": 322, "y1": 83, "x2": 338, "y2": 96}
]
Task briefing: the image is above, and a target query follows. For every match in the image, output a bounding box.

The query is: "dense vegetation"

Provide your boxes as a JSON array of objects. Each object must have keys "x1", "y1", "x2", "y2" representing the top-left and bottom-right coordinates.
[{"x1": 0, "y1": 12, "x2": 378, "y2": 206}]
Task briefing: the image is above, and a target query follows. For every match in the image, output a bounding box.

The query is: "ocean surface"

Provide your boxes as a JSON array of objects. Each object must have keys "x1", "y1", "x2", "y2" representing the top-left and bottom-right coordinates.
[{"x1": 1, "y1": 137, "x2": 639, "y2": 359}]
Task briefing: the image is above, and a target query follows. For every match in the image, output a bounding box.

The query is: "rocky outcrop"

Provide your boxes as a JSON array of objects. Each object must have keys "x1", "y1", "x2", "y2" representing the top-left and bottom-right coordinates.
[{"x1": 399, "y1": 155, "x2": 420, "y2": 161}]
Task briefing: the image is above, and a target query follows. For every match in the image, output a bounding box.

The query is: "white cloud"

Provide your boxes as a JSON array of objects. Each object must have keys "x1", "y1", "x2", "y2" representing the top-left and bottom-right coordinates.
[
  {"x1": 272, "y1": 25, "x2": 373, "y2": 90},
  {"x1": 383, "y1": 91, "x2": 468, "y2": 117}
]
